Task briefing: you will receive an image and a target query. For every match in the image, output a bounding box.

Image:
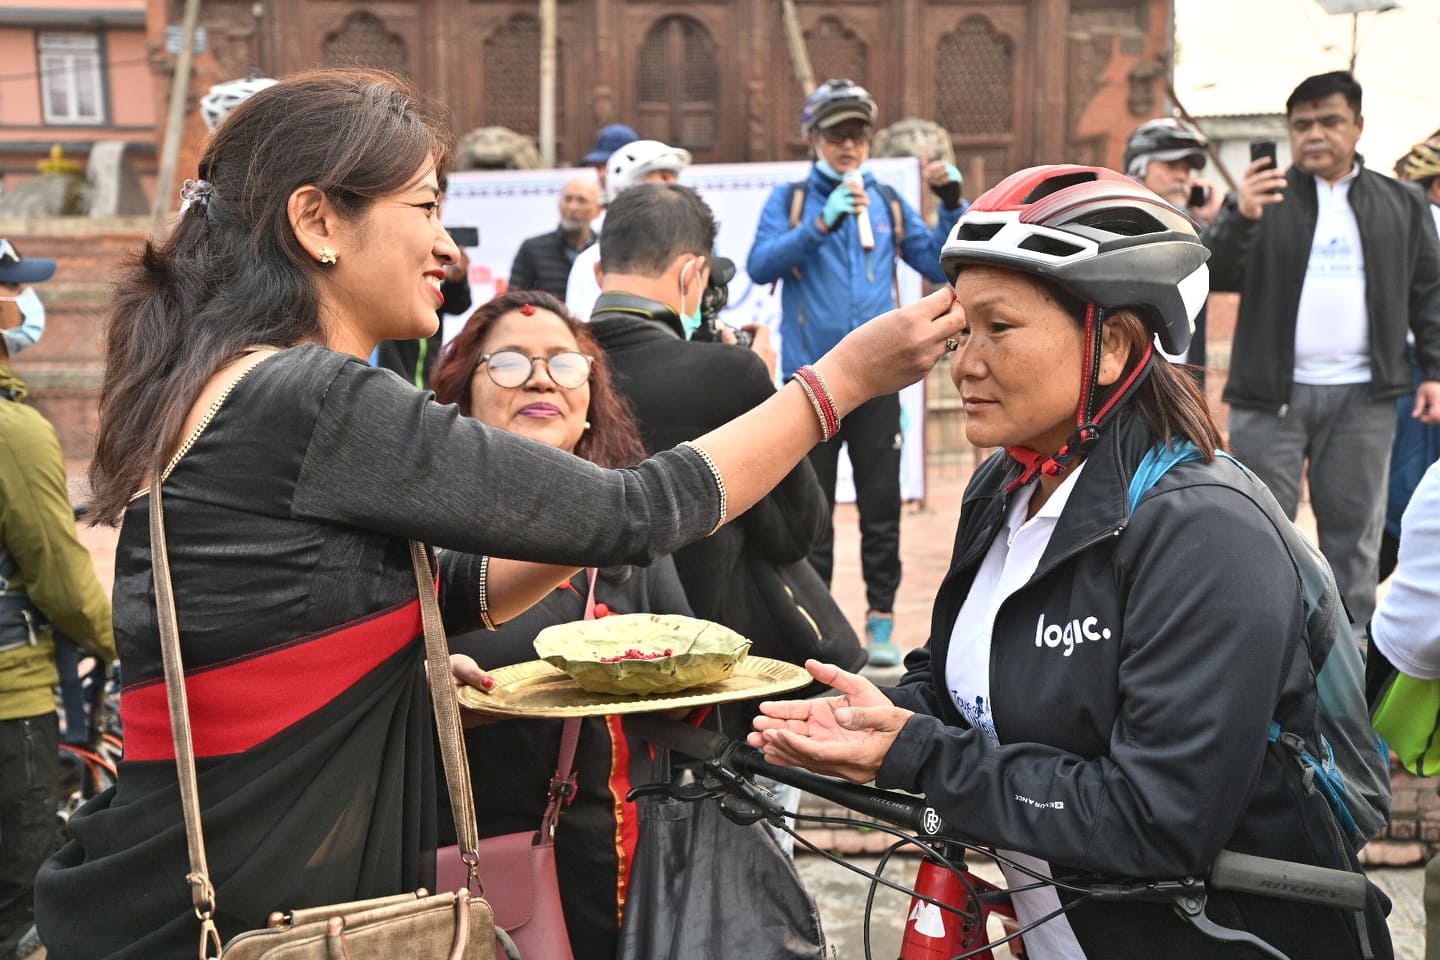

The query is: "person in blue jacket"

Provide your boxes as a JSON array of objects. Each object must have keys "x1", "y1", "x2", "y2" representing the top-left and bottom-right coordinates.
[{"x1": 747, "y1": 79, "x2": 967, "y2": 666}]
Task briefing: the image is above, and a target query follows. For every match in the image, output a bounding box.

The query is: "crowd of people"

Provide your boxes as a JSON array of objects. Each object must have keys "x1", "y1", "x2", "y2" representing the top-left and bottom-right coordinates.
[{"x1": 1, "y1": 58, "x2": 1439, "y2": 960}]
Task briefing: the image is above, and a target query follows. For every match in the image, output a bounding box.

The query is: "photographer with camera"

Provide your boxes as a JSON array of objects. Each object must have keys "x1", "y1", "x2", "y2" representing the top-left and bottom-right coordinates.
[{"x1": 588, "y1": 183, "x2": 863, "y2": 734}]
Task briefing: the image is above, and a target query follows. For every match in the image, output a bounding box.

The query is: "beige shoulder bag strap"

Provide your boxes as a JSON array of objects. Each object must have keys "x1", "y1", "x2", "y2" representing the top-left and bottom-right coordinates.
[{"x1": 149, "y1": 476, "x2": 483, "y2": 959}]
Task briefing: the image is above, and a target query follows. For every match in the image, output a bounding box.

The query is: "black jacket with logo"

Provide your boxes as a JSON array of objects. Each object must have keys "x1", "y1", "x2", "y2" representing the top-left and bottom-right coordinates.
[
  {"x1": 878, "y1": 409, "x2": 1391, "y2": 958},
  {"x1": 1206, "y1": 161, "x2": 1440, "y2": 411}
]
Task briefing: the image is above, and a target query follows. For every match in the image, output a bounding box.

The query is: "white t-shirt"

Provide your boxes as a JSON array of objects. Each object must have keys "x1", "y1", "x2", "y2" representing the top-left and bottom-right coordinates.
[
  {"x1": 1372, "y1": 459, "x2": 1440, "y2": 678},
  {"x1": 565, "y1": 243, "x2": 602, "y2": 321},
  {"x1": 945, "y1": 463, "x2": 1088, "y2": 960},
  {"x1": 1293, "y1": 164, "x2": 1370, "y2": 385}
]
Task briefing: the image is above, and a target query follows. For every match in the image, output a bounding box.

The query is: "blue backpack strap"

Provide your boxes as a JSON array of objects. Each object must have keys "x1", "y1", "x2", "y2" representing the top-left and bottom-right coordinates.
[{"x1": 1126, "y1": 440, "x2": 1203, "y2": 514}]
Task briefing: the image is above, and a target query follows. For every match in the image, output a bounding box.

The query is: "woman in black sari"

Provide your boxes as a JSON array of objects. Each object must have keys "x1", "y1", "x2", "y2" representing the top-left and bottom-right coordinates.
[{"x1": 34, "y1": 68, "x2": 962, "y2": 959}]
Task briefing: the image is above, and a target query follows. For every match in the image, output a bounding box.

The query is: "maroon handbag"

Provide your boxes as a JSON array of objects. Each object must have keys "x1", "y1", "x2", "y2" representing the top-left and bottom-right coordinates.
[{"x1": 436, "y1": 570, "x2": 602, "y2": 960}]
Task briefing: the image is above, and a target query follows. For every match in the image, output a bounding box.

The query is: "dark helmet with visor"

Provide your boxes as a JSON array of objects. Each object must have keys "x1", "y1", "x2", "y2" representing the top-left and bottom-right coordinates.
[
  {"x1": 1123, "y1": 119, "x2": 1208, "y2": 177},
  {"x1": 802, "y1": 79, "x2": 877, "y2": 136},
  {"x1": 940, "y1": 164, "x2": 1211, "y2": 486}
]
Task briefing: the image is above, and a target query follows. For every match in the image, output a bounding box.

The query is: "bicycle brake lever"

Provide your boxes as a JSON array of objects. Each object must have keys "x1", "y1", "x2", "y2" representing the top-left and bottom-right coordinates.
[
  {"x1": 1171, "y1": 892, "x2": 1289, "y2": 960},
  {"x1": 626, "y1": 780, "x2": 725, "y2": 804}
]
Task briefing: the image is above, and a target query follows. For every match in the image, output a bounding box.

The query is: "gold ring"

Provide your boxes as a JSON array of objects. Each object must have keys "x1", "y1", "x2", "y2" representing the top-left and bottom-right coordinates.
[{"x1": 944, "y1": 337, "x2": 959, "y2": 352}]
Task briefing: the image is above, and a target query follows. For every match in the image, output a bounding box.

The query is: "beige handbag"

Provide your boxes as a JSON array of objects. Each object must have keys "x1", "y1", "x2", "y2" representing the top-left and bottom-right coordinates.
[{"x1": 149, "y1": 476, "x2": 499, "y2": 960}]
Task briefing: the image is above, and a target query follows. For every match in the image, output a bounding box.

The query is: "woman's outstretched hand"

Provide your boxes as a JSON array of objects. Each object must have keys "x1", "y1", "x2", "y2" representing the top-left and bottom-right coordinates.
[
  {"x1": 747, "y1": 659, "x2": 913, "y2": 784},
  {"x1": 817, "y1": 287, "x2": 965, "y2": 416}
]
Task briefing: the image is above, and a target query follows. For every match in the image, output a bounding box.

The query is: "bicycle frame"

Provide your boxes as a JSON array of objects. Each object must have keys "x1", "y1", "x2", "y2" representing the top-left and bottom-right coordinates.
[
  {"x1": 899, "y1": 843, "x2": 1023, "y2": 960},
  {"x1": 625, "y1": 714, "x2": 1368, "y2": 960}
]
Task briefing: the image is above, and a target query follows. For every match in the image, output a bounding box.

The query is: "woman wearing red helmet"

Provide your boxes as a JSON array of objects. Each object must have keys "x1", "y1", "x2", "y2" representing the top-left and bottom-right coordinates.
[{"x1": 751, "y1": 165, "x2": 1391, "y2": 959}]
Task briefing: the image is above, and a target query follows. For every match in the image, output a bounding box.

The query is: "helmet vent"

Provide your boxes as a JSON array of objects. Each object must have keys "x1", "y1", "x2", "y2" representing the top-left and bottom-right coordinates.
[
  {"x1": 1017, "y1": 234, "x2": 1084, "y2": 258},
  {"x1": 956, "y1": 222, "x2": 1003, "y2": 243},
  {"x1": 1021, "y1": 171, "x2": 1097, "y2": 204},
  {"x1": 1071, "y1": 207, "x2": 1169, "y2": 237}
]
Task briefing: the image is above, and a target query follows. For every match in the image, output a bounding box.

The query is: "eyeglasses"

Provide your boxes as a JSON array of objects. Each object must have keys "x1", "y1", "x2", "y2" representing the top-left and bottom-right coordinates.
[
  {"x1": 819, "y1": 126, "x2": 872, "y2": 146},
  {"x1": 478, "y1": 349, "x2": 593, "y2": 389}
]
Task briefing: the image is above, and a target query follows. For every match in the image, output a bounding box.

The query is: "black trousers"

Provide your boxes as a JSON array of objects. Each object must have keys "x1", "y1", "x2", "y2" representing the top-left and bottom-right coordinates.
[
  {"x1": 0, "y1": 713, "x2": 57, "y2": 960},
  {"x1": 805, "y1": 393, "x2": 902, "y2": 612}
]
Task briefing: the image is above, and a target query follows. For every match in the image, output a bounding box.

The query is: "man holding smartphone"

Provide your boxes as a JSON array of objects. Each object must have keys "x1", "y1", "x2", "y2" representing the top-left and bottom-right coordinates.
[
  {"x1": 1123, "y1": 117, "x2": 1222, "y2": 373},
  {"x1": 1206, "y1": 69, "x2": 1440, "y2": 645}
]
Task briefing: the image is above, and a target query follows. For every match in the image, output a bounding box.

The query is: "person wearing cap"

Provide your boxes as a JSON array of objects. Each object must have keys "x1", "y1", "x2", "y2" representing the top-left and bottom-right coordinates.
[
  {"x1": 746, "y1": 79, "x2": 967, "y2": 668},
  {"x1": 586, "y1": 184, "x2": 860, "y2": 739},
  {"x1": 1206, "y1": 70, "x2": 1440, "y2": 643},
  {"x1": 565, "y1": 139, "x2": 691, "y2": 320},
  {"x1": 580, "y1": 123, "x2": 640, "y2": 174},
  {"x1": 1124, "y1": 118, "x2": 1222, "y2": 376},
  {"x1": 507, "y1": 175, "x2": 601, "y2": 299},
  {"x1": 0, "y1": 240, "x2": 114, "y2": 960}
]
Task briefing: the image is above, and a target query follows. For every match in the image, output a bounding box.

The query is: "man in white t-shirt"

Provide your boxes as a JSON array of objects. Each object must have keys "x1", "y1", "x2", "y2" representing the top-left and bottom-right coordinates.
[{"x1": 1206, "y1": 70, "x2": 1440, "y2": 639}]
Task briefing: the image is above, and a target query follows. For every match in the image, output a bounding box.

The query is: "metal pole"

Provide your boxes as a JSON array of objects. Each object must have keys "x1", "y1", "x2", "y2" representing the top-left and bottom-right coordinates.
[
  {"x1": 779, "y1": 0, "x2": 814, "y2": 97},
  {"x1": 151, "y1": 0, "x2": 203, "y2": 230},
  {"x1": 539, "y1": 0, "x2": 557, "y2": 167}
]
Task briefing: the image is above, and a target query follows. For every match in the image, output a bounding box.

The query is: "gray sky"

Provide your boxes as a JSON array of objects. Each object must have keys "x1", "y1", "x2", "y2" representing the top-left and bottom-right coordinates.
[{"x1": 1174, "y1": 0, "x2": 1440, "y2": 171}]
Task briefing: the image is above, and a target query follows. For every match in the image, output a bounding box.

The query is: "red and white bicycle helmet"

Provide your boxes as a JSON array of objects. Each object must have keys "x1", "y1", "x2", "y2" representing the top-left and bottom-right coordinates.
[
  {"x1": 940, "y1": 164, "x2": 1209, "y2": 356},
  {"x1": 942, "y1": 165, "x2": 1212, "y2": 487}
]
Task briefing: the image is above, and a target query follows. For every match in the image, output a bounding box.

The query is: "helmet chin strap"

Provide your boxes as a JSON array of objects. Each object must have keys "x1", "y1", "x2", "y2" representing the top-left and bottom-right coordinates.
[{"x1": 1004, "y1": 303, "x2": 1156, "y2": 493}]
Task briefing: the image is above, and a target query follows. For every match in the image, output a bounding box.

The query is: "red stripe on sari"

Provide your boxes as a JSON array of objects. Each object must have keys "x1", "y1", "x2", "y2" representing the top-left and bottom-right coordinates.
[{"x1": 120, "y1": 599, "x2": 422, "y2": 761}]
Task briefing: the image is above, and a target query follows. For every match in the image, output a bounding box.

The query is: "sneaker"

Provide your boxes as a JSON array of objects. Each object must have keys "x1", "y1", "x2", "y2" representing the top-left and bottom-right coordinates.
[{"x1": 865, "y1": 611, "x2": 900, "y2": 667}]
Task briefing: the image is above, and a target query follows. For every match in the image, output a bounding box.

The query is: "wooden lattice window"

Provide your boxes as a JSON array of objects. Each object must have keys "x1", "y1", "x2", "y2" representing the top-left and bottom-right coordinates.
[
  {"x1": 322, "y1": 11, "x2": 407, "y2": 75},
  {"x1": 935, "y1": 17, "x2": 1014, "y2": 136},
  {"x1": 637, "y1": 16, "x2": 718, "y2": 150},
  {"x1": 785, "y1": 16, "x2": 868, "y2": 137}
]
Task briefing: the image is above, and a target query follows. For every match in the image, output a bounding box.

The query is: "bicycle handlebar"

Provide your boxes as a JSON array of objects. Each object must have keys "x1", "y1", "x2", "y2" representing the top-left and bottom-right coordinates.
[{"x1": 625, "y1": 715, "x2": 1368, "y2": 913}]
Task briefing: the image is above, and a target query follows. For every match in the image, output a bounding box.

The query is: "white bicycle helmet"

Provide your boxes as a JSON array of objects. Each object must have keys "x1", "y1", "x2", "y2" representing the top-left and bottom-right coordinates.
[
  {"x1": 604, "y1": 140, "x2": 692, "y2": 204},
  {"x1": 200, "y1": 76, "x2": 278, "y2": 131}
]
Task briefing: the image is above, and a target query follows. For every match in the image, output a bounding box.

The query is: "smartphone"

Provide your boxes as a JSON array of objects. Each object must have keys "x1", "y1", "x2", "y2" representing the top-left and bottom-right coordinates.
[
  {"x1": 1188, "y1": 183, "x2": 1211, "y2": 209},
  {"x1": 446, "y1": 225, "x2": 479, "y2": 248},
  {"x1": 1249, "y1": 138, "x2": 1277, "y2": 171}
]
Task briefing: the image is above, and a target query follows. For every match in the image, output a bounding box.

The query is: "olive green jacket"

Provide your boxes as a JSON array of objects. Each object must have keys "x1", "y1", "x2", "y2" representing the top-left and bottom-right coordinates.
[{"x1": 0, "y1": 365, "x2": 115, "y2": 720}]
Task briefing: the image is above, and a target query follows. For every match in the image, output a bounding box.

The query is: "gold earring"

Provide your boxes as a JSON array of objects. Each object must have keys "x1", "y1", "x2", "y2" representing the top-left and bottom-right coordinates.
[{"x1": 318, "y1": 246, "x2": 338, "y2": 265}]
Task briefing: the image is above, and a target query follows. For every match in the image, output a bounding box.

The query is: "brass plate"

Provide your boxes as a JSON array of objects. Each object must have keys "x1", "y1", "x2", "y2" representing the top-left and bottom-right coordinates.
[{"x1": 456, "y1": 655, "x2": 812, "y2": 718}]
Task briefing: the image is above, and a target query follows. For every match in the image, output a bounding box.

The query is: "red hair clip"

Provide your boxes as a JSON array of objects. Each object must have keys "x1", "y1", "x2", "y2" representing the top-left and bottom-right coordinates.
[{"x1": 520, "y1": 303, "x2": 536, "y2": 316}]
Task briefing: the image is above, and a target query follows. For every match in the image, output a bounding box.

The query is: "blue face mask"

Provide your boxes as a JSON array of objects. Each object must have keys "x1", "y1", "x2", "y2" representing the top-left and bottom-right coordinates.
[
  {"x1": 815, "y1": 159, "x2": 871, "y2": 181},
  {"x1": 0, "y1": 287, "x2": 45, "y2": 357},
  {"x1": 678, "y1": 259, "x2": 705, "y2": 341}
]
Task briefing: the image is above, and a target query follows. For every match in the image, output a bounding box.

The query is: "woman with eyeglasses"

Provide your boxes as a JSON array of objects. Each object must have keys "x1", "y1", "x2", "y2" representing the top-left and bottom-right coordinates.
[
  {"x1": 428, "y1": 290, "x2": 691, "y2": 958},
  {"x1": 35, "y1": 68, "x2": 961, "y2": 959}
]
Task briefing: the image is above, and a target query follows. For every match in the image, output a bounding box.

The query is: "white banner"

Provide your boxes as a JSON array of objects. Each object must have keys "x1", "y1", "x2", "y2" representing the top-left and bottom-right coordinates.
[{"x1": 441, "y1": 157, "x2": 932, "y2": 501}]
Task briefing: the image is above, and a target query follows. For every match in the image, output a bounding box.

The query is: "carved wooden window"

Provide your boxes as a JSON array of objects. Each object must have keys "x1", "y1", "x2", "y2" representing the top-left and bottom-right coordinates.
[
  {"x1": 785, "y1": 16, "x2": 867, "y2": 138},
  {"x1": 322, "y1": 11, "x2": 408, "y2": 75},
  {"x1": 936, "y1": 17, "x2": 1013, "y2": 136},
  {"x1": 484, "y1": 14, "x2": 566, "y2": 138},
  {"x1": 637, "y1": 16, "x2": 718, "y2": 150}
]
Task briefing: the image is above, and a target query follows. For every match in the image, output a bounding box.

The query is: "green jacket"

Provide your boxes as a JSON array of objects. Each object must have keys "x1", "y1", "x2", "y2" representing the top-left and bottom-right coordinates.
[{"x1": 0, "y1": 365, "x2": 115, "y2": 720}]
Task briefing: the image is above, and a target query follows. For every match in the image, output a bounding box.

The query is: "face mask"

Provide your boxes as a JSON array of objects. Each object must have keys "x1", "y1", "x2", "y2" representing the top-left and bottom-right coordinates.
[
  {"x1": 677, "y1": 259, "x2": 705, "y2": 341},
  {"x1": 0, "y1": 287, "x2": 45, "y2": 356},
  {"x1": 815, "y1": 158, "x2": 843, "y2": 180}
]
